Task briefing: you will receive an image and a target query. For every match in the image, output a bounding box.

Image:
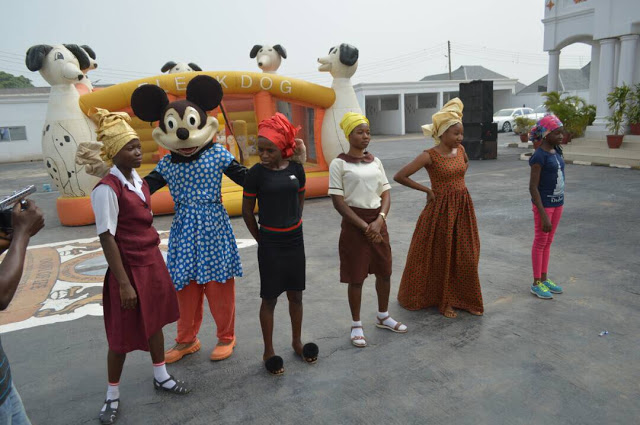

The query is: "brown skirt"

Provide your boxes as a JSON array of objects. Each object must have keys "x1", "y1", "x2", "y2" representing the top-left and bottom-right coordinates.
[{"x1": 339, "y1": 207, "x2": 392, "y2": 284}]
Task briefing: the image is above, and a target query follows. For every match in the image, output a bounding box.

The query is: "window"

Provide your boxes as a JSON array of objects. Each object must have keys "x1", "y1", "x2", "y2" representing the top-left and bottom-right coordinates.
[
  {"x1": 0, "y1": 126, "x2": 27, "y2": 142},
  {"x1": 513, "y1": 110, "x2": 522, "y2": 117},
  {"x1": 417, "y1": 93, "x2": 437, "y2": 109},
  {"x1": 380, "y1": 96, "x2": 399, "y2": 111}
]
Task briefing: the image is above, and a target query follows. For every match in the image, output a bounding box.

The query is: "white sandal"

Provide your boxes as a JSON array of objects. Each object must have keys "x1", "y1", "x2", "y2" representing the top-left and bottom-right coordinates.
[
  {"x1": 350, "y1": 325, "x2": 367, "y2": 347},
  {"x1": 375, "y1": 315, "x2": 408, "y2": 333}
]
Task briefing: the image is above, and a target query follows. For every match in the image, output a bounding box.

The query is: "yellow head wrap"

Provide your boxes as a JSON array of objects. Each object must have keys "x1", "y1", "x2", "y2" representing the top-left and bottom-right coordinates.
[
  {"x1": 421, "y1": 98, "x2": 464, "y2": 145},
  {"x1": 89, "y1": 107, "x2": 139, "y2": 166},
  {"x1": 340, "y1": 112, "x2": 370, "y2": 139}
]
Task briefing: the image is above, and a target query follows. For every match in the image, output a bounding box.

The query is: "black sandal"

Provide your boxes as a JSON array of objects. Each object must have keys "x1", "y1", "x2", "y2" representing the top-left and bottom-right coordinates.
[
  {"x1": 301, "y1": 343, "x2": 319, "y2": 364},
  {"x1": 264, "y1": 355, "x2": 284, "y2": 375},
  {"x1": 99, "y1": 399, "x2": 119, "y2": 425},
  {"x1": 153, "y1": 375, "x2": 190, "y2": 394}
]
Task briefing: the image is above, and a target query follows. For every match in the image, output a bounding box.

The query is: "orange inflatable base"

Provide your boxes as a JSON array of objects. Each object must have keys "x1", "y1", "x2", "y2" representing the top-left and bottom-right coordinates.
[{"x1": 56, "y1": 173, "x2": 329, "y2": 227}]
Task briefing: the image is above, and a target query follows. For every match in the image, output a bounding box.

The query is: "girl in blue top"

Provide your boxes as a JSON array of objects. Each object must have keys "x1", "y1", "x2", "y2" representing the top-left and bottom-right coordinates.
[{"x1": 528, "y1": 114, "x2": 566, "y2": 299}]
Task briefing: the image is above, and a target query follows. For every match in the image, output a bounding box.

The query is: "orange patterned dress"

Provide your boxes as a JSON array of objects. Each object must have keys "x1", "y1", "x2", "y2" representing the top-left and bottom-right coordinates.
[{"x1": 397, "y1": 145, "x2": 484, "y2": 314}]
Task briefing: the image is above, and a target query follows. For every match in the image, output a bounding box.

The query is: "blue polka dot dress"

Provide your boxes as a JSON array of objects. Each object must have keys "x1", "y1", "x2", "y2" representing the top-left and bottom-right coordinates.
[{"x1": 155, "y1": 144, "x2": 243, "y2": 291}]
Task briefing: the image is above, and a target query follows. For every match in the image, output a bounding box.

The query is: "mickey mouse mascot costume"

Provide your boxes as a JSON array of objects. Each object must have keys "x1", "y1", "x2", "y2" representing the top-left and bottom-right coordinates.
[{"x1": 131, "y1": 76, "x2": 247, "y2": 363}]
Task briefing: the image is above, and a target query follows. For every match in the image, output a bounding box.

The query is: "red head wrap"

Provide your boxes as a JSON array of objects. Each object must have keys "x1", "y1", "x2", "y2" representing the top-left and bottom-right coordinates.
[{"x1": 257, "y1": 112, "x2": 300, "y2": 159}]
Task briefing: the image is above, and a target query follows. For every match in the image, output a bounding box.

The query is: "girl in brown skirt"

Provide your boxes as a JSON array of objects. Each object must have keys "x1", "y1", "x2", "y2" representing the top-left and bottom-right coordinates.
[
  {"x1": 394, "y1": 99, "x2": 484, "y2": 318},
  {"x1": 329, "y1": 112, "x2": 408, "y2": 348}
]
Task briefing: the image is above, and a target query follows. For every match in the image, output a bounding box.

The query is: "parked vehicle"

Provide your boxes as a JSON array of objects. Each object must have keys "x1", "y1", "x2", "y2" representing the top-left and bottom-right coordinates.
[
  {"x1": 526, "y1": 105, "x2": 548, "y2": 121},
  {"x1": 493, "y1": 107, "x2": 534, "y2": 133}
]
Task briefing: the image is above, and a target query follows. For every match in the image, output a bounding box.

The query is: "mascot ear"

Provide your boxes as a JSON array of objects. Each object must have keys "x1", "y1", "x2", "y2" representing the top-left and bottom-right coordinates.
[
  {"x1": 64, "y1": 44, "x2": 91, "y2": 70},
  {"x1": 273, "y1": 44, "x2": 287, "y2": 59},
  {"x1": 25, "y1": 45, "x2": 53, "y2": 71},
  {"x1": 131, "y1": 84, "x2": 169, "y2": 122},
  {"x1": 188, "y1": 62, "x2": 202, "y2": 72},
  {"x1": 339, "y1": 43, "x2": 359, "y2": 67},
  {"x1": 186, "y1": 75, "x2": 223, "y2": 112},
  {"x1": 161, "y1": 61, "x2": 177, "y2": 73},
  {"x1": 81, "y1": 45, "x2": 96, "y2": 60},
  {"x1": 250, "y1": 45, "x2": 262, "y2": 59}
]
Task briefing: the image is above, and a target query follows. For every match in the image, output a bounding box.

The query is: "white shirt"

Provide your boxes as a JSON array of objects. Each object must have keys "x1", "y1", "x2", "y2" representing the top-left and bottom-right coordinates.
[
  {"x1": 91, "y1": 166, "x2": 147, "y2": 236},
  {"x1": 328, "y1": 156, "x2": 390, "y2": 209}
]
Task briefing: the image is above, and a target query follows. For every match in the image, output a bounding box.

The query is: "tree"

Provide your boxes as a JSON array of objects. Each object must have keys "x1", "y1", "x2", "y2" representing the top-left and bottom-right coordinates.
[{"x1": 0, "y1": 71, "x2": 34, "y2": 89}]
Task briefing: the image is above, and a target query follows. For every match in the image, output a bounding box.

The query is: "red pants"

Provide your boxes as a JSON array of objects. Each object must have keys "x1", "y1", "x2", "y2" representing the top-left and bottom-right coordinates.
[
  {"x1": 531, "y1": 205, "x2": 563, "y2": 278},
  {"x1": 175, "y1": 279, "x2": 235, "y2": 344}
]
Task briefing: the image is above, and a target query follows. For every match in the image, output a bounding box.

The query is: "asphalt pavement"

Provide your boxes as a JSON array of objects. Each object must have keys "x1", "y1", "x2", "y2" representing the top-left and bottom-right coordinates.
[{"x1": 1, "y1": 133, "x2": 639, "y2": 425}]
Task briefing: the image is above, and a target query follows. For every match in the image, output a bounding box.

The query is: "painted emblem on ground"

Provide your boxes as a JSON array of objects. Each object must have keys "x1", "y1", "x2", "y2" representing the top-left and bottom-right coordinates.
[{"x1": 0, "y1": 232, "x2": 256, "y2": 334}]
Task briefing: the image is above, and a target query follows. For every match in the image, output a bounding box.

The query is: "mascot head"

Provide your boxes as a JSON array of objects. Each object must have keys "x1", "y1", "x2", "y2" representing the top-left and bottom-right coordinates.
[{"x1": 131, "y1": 75, "x2": 223, "y2": 157}]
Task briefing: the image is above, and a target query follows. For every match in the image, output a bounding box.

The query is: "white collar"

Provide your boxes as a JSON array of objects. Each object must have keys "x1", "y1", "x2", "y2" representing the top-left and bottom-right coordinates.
[{"x1": 109, "y1": 166, "x2": 143, "y2": 193}]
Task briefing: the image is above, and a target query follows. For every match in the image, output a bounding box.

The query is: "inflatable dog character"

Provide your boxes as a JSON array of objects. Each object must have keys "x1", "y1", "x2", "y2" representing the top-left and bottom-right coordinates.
[
  {"x1": 76, "y1": 45, "x2": 98, "y2": 92},
  {"x1": 25, "y1": 44, "x2": 98, "y2": 196},
  {"x1": 317, "y1": 43, "x2": 362, "y2": 164},
  {"x1": 161, "y1": 61, "x2": 202, "y2": 74},
  {"x1": 250, "y1": 44, "x2": 287, "y2": 74}
]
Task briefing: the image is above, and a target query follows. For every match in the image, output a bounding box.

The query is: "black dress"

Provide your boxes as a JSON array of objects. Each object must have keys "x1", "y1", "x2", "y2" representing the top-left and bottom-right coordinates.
[{"x1": 243, "y1": 161, "x2": 306, "y2": 298}]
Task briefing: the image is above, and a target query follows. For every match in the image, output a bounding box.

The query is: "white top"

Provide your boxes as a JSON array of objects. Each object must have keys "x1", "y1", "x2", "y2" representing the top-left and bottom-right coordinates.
[
  {"x1": 328, "y1": 156, "x2": 391, "y2": 209},
  {"x1": 90, "y1": 166, "x2": 147, "y2": 236}
]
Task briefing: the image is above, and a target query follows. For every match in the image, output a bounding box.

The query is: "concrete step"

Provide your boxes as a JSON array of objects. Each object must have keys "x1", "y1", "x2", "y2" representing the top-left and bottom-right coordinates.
[
  {"x1": 562, "y1": 152, "x2": 640, "y2": 167},
  {"x1": 562, "y1": 145, "x2": 640, "y2": 159},
  {"x1": 568, "y1": 137, "x2": 640, "y2": 150}
]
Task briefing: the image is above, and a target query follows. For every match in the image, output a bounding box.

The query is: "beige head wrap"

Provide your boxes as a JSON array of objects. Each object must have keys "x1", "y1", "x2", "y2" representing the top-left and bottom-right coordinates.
[
  {"x1": 340, "y1": 112, "x2": 370, "y2": 139},
  {"x1": 89, "y1": 107, "x2": 139, "y2": 166},
  {"x1": 421, "y1": 98, "x2": 464, "y2": 145}
]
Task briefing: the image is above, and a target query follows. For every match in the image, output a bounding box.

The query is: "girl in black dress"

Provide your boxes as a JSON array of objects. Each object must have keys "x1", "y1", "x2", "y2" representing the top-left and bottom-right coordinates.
[{"x1": 242, "y1": 113, "x2": 319, "y2": 375}]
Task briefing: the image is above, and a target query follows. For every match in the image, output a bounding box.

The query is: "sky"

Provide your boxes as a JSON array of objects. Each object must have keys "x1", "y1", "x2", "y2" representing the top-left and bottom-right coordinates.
[{"x1": 0, "y1": 0, "x2": 591, "y2": 88}]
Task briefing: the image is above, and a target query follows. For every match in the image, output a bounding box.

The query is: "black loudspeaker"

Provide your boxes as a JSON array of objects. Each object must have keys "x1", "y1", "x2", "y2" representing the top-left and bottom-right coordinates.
[
  {"x1": 464, "y1": 122, "x2": 497, "y2": 142},
  {"x1": 482, "y1": 140, "x2": 498, "y2": 160},
  {"x1": 459, "y1": 80, "x2": 493, "y2": 123},
  {"x1": 462, "y1": 140, "x2": 483, "y2": 160}
]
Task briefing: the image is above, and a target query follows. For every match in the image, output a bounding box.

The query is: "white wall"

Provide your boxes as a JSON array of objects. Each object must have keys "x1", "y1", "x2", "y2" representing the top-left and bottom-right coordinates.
[
  {"x1": 0, "y1": 99, "x2": 47, "y2": 162},
  {"x1": 403, "y1": 94, "x2": 437, "y2": 133}
]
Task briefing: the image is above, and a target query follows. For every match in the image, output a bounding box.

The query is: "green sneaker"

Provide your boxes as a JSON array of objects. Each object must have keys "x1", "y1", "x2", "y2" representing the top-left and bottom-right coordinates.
[
  {"x1": 543, "y1": 279, "x2": 563, "y2": 294},
  {"x1": 530, "y1": 281, "x2": 553, "y2": 299}
]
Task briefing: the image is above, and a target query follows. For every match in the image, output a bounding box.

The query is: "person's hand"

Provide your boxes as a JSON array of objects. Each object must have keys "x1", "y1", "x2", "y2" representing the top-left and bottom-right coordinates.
[
  {"x1": 119, "y1": 282, "x2": 138, "y2": 310},
  {"x1": 541, "y1": 214, "x2": 552, "y2": 233},
  {"x1": 12, "y1": 200, "x2": 44, "y2": 238},
  {"x1": 426, "y1": 191, "x2": 436, "y2": 204},
  {"x1": 365, "y1": 218, "x2": 384, "y2": 244}
]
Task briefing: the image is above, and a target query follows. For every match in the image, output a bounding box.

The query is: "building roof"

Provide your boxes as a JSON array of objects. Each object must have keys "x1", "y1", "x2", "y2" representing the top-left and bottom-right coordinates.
[
  {"x1": 420, "y1": 65, "x2": 511, "y2": 81},
  {"x1": 518, "y1": 63, "x2": 591, "y2": 94}
]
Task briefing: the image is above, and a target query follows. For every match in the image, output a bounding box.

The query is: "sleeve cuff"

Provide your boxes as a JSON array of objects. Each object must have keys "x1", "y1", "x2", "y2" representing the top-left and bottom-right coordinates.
[{"x1": 328, "y1": 188, "x2": 344, "y2": 196}]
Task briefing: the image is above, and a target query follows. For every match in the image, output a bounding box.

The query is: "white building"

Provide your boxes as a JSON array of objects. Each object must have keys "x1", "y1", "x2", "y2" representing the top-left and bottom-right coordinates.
[
  {"x1": 0, "y1": 87, "x2": 49, "y2": 162},
  {"x1": 354, "y1": 66, "x2": 521, "y2": 135},
  {"x1": 543, "y1": 0, "x2": 640, "y2": 136}
]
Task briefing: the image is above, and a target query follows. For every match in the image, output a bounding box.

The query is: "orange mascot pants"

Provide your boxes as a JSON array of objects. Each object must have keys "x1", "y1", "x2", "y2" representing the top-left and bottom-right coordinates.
[{"x1": 175, "y1": 279, "x2": 235, "y2": 344}]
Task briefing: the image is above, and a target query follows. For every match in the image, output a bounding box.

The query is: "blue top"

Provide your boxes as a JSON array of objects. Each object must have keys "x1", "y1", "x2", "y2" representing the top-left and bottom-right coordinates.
[
  {"x1": 154, "y1": 143, "x2": 243, "y2": 290},
  {"x1": 529, "y1": 148, "x2": 565, "y2": 207},
  {"x1": 0, "y1": 337, "x2": 12, "y2": 406}
]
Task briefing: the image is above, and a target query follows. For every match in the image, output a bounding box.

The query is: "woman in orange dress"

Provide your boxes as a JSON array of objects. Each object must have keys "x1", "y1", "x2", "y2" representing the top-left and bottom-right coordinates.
[{"x1": 394, "y1": 98, "x2": 483, "y2": 318}]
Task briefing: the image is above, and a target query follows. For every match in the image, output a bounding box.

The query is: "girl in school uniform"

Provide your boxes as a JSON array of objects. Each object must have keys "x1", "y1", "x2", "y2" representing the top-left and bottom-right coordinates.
[
  {"x1": 329, "y1": 112, "x2": 408, "y2": 348},
  {"x1": 242, "y1": 113, "x2": 318, "y2": 375},
  {"x1": 89, "y1": 108, "x2": 188, "y2": 425}
]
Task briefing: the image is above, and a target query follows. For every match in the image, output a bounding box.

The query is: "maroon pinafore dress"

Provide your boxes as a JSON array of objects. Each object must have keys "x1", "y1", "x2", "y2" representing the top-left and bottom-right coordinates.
[{"x1": 98, "y1": 174, "x2": 179, "y2": 353}]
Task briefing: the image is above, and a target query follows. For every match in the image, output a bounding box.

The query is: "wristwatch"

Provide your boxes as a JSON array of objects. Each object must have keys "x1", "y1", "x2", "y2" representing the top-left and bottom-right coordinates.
[{"x1": 378, "y1": 212, "x2": 387, "y2": 221}]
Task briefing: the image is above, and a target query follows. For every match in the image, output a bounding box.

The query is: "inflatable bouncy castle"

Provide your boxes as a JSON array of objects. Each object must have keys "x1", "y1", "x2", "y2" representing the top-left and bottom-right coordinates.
[{"x1": 26, "y1": 43, "x2": 363, "y2": 226}]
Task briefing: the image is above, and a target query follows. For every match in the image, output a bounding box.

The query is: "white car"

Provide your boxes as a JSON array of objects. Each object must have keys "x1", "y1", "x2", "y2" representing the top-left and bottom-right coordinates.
[
  {"x1": 493, "y1": 107, "x2": 534, "y2": 133},
  {"x1": 526, "y1": 105, "x2": 549, "y2": 122}
]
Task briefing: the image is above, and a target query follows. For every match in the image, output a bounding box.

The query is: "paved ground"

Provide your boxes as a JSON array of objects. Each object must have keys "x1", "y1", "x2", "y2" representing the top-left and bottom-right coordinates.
[{"x1": 1, "y1": 133, "x2": 639, "y2": 425}]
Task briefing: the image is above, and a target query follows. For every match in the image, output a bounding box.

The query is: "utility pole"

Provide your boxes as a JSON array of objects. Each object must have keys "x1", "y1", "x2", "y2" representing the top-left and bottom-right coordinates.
[{"x1": 448, "y1": 40, "x2": 452, "y2": 80}]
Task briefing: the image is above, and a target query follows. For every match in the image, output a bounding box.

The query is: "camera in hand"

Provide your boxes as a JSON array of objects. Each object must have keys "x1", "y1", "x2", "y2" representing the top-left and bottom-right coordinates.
[{"x1": 0, "y1": 185, "x2": 36, "y2": 234}]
